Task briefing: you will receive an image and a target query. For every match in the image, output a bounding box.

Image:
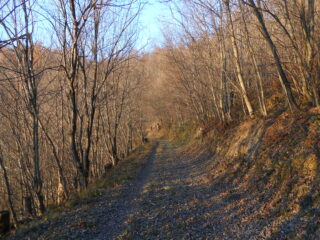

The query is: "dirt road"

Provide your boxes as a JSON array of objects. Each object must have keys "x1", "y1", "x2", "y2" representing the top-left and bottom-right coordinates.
[{"x1": 9, "y1": 141, "x2": 283, "y2": 240}]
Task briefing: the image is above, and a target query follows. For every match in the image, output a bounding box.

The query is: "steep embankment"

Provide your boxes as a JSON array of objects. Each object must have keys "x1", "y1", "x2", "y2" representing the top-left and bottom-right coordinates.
[{"x1": 198, "y1": 108, "x2": 320, "y2": 239}]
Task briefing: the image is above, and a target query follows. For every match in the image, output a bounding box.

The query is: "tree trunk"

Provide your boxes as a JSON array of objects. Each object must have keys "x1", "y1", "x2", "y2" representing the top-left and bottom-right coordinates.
[
  {"x1": 240, "y1": 1, "x2": 267, "y2": 116},
  {"x1": 23, "y1": 197, "x2": 33, "y2": 217},
  {"x1": 0, "y1": 156, "x2": 18, "y2": 226},
  {"x1": 39, "y1": 119, "x2": 69, "y2": 200},
  {"x1": 247, "y1": 0, "x2": 299, "y2": 111},
  {"x1": 0, "y1": 211, "x2": 10, "y2": 235},
  {"x1": 33, "y1": 113, "x2": 46, "y2": 214},
  {"x1": 224, "y1": 0, "x2": 254, "y2": 118}
]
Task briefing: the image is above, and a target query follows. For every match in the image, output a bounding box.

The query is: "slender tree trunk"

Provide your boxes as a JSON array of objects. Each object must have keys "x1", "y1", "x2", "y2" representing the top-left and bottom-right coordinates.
[
  {"x1": 32, "y1": 112, "x2": 45, "y2": 214},
  {"x1": 240, "y1": 1, "x2": 267, "y2": 116},
  {"x1": 39, "y1": 119, "x2": 69, "y2": 200},
  {"x1": 299, "y1": 0, "x2": 319, "y2": 106},
  {"x1": 224, "y1": 0, "x2": 254, "y2": 118},
  {"x1": 0, "y1": 155, "x2": 18, "y2": 226},
  {"x1": 247, "y1": 0, "x2": 299, "y2": 111}
]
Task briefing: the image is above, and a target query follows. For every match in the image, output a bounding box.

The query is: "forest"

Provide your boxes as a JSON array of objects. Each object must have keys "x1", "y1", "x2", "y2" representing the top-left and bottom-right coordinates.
[{"x1": 0, "y1": 0, "x2": 320, "y2": 239}]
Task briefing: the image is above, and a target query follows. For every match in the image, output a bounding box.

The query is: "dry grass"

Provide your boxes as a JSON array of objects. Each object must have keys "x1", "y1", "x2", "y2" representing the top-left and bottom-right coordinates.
[{"x1": 166, "y1": 121, "x2": 198, "y2": 147}]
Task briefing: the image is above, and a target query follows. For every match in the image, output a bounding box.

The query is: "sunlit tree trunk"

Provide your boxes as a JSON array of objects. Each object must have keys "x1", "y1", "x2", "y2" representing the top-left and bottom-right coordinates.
[
  {"x1": 246, "y1": 0, "x2": 299, "y2": 111},
  {"x1": 224, "y1": 0, "x2": 254, "y2": 118}
]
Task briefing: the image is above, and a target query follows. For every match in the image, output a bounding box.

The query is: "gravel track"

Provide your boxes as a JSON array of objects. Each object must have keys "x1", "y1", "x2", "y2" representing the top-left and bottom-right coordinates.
[{"x1": 8, "y1": 140, "x2": 299, "y2": 239}]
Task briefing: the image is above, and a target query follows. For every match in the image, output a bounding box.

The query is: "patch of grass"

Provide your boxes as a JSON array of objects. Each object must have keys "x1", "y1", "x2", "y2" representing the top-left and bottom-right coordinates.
[
  {"x1": 292, "y1": 153, "x2": 318, "y2": 178},
  {"x1": 167, "y1": 121, "x2": 198, "y2": 146},
  {"x1": 142, "y1": 182, "x2": 157, "y2": 194},
  {"x1": 163, "y1": 185, "x2": 172, "y2": 191},
  {"x1": 44, "y1": 211, "x2": 61, "y2": 221}
]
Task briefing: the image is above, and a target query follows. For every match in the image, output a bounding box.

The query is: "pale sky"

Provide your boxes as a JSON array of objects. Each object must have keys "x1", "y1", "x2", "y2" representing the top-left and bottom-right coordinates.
[
  {"x1": 138, "y1": 1, "x2": 172, "y2": 50},
  {"x1": 0, "y1": 0, "x2": 173, "y2": 52}
]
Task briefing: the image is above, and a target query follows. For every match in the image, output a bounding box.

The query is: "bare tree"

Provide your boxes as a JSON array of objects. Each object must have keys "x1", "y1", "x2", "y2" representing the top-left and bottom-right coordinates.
[
  {"x1": 223, "y1": 0, "x2": 254, "y2": 118},
  {"x1": 0, "y1": 147, "x2": 18, "y2": 226},
  {"x1": 0, "y1": 0, "x2": 46, "y2": 214},
  {"x1": 243, "y1": 0, "x2": 299, "y2": 111}
]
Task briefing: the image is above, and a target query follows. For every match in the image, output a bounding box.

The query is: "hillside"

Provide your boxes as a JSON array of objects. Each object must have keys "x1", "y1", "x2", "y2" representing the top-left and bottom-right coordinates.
[{"x1": 3, "y1": 107, "x2": 320, "y2": 239}]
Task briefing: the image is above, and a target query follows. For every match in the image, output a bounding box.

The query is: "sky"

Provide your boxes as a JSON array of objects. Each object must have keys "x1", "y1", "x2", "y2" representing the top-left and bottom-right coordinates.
[
  {"x1": 138, "y1": 1, "x2": 172, "y2": 50},
  {"x1": 0, "y1": 0, "x2": 173, "y2": 52}
]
